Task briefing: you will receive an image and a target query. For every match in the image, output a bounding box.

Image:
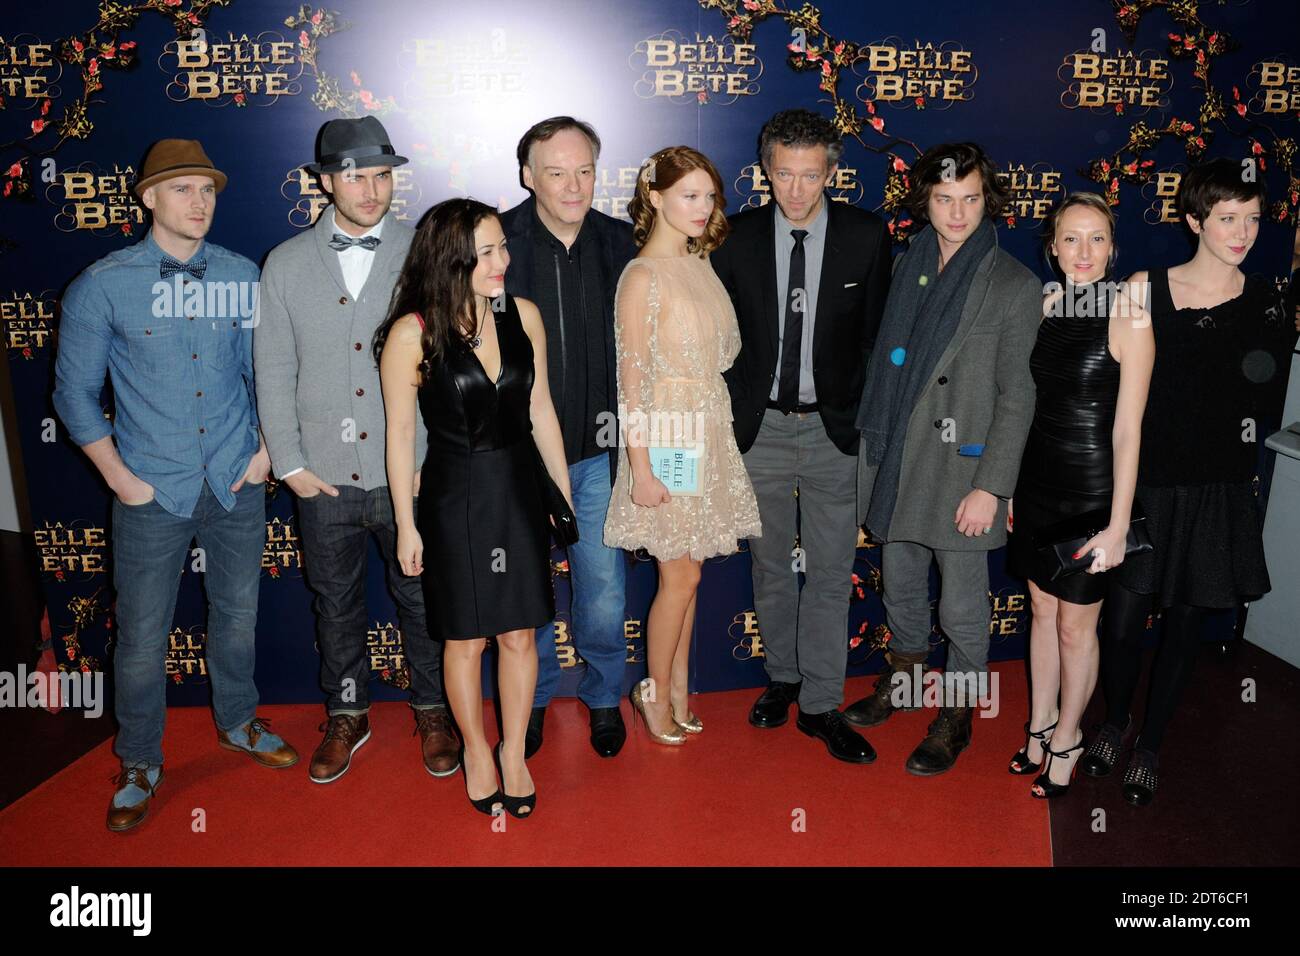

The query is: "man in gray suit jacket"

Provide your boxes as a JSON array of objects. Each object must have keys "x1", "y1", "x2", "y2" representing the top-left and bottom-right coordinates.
[
  {"x1": 254, "y1": 118, "x2": 456, "y2": 784},
  {"x1": 851, "y1": 142, "x2": 1041, "y2": 775}
]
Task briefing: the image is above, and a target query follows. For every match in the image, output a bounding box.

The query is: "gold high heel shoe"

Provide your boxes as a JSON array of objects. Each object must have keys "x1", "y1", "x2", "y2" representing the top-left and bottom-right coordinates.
[
  {"x1": 671, "y1": 701, "x2": 703, "y2": 734},
  {"x1": 630, "y1": 681, "x2": 686, "y2": 745}
]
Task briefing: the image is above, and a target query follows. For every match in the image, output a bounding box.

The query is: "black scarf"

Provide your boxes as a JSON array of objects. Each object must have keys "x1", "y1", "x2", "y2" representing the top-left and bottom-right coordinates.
[{"x1": 856, "y1": 217, "x2": 996, "y2": 539}]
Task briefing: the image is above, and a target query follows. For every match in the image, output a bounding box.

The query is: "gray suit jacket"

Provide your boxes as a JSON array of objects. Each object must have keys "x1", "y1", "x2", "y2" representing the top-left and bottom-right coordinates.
[
  {"x1": 857, "y1": 241, "x2": 1041, "y2": 551},
  {"x1": 253, "y1": 208, "x2": 425, "y2": 490}
]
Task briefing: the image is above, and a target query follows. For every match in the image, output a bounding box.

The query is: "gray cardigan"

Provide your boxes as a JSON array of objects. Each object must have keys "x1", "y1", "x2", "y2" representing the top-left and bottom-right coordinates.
[
  {"x1": 856, "y1": 241, "x2": 1041, "y2": 551},
  {"x1": 253, "y1": 208, "x2": 426, "y2": 490}
]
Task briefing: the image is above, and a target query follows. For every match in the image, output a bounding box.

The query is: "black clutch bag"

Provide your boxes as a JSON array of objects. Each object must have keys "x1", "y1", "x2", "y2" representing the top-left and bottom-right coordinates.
[
  {"x1": 1033, "y1": 504, "x2": 1152, "y2": 580},
  {"x1": 531, "y1": 441, "x2": 579, "y2": 548}
]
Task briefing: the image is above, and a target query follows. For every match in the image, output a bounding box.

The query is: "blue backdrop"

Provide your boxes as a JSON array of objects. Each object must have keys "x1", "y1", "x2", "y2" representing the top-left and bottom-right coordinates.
[{"x1": 2, "y1": 0, "x2": 1296, "y2": 706}]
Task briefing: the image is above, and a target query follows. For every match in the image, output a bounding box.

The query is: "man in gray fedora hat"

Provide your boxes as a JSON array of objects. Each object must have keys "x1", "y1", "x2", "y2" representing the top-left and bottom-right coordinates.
[{"x1": 254, "y1": 116, "x2": 458, "y2": 783}]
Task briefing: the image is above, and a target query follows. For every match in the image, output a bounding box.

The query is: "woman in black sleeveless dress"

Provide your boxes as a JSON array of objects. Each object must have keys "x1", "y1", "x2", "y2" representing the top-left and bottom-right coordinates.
[
  {"x1": 415, "y1": 294, "x2": 554, "y2": 638},
  {"x1": 376, "y1": 198, "x2": 572, "y2": 819},
  {"x1": 1081, "y1": 160, "x2": 1296, "y2": 807},
  {"x1": 1006, "y1": 193, "x2": 1154, "y2": 799}
]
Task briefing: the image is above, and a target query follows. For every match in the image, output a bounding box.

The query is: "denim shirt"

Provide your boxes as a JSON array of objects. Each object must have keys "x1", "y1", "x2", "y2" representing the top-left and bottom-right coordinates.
[{"x1": 53, "y1": 230, "x2": 261, "y2": 518}]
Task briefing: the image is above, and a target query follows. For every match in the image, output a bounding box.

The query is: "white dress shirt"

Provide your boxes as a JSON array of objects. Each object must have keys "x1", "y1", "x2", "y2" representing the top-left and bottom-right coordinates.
[{"x1": 334, "y1": 208, "x2": 385, "y2": 300}]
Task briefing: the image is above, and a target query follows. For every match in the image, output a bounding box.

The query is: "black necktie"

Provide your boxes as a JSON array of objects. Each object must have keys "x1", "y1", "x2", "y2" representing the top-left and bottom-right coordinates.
[
  {"x1": 777, "y1": 228, "x2": 808, "y2": 412},
  {"x1": 328, "y1": 234, "x2": 381, "y2": 251},
  {"x1": 159, "y1": 255, "x2": 207, "y2": 280}
]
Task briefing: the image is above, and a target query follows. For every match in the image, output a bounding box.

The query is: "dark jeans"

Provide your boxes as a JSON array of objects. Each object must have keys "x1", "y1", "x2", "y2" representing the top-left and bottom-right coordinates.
[
  {"x1": 297, "y1": 485, "x2": 445, "y2": 715},
  {"x1": 112, "y1": 481, "x2": 266, "y2": 767}
]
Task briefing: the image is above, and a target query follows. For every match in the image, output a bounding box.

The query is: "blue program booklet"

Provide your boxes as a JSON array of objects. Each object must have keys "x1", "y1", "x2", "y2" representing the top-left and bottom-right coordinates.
[{"x1": 640, "y1": 444, "x2": 705, "y2": 496}]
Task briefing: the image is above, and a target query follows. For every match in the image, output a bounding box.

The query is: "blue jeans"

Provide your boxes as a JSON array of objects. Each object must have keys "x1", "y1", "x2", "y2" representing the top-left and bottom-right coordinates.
[
  {"x1": 111, "y1": 481, "x2": 266, "y2": 766},
  {"x1": 534, "y1": 454, "x2": 627, "y2": 709}
]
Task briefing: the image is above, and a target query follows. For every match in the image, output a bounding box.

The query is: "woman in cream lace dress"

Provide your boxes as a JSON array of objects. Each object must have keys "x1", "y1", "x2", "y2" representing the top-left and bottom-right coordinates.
[{"x1": 604, "y1": 145, "x2": 761, "y2": 745}]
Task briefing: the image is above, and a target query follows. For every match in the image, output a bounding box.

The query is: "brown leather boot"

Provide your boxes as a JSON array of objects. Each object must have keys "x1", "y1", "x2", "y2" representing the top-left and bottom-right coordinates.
[
  {"x1": 843, "y1": 649, "x2": 928, "y2": 727},
  {"x1": 106, "y1": 765, "x2": 163, "y2": 833},
  {"x1": 309, "y1": 713, "x2": 370, "y2": 783},
  {"x1": 905, "y1": 706, "x2": 973, "y2": 776},
  {"x1": 413, "y1": 707, "x2": 460, "y2": 777}
]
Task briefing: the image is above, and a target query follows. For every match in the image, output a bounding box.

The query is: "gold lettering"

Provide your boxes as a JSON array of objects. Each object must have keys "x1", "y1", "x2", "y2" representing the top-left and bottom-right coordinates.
[
  {"x1": 0, "y1": 43, "x2": 54, "y2": 67},
  {"x1": 61, "y1": 172, "x2": 96, "y2": 201},
  {"x1": 1261, "y1": 62, "x2": 1300, "y2": 89},
  {"x1": 1072, "y1": 54, "x2": 1100, "y2": 79},
  {"x1": 0, "y1": 75, "x2": 48, "y2": 97},
  {"x1": 176, "y1": 39, "x2": 209, "y2": 68},
  {"x1": 875, "y1": 74, "x2": 904, "y2": 100},
  {"x1": 644, "y1": 39, "x2": 677, "y2": 67},
  {"x1": 1261, "y1": 89, "x2": 1300, "y2": 113},
  {"x1": 867, "y1": 45, "x2": 897, "y2": 72}
]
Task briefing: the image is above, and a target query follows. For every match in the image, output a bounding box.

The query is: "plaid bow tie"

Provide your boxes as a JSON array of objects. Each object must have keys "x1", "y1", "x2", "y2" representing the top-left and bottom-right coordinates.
[
  {"x1": 159, "y1": 256, "x2": 207, "y2": 280},
  {"x1": 328, "y1": 234, "x2": 381, "y2": 251}
]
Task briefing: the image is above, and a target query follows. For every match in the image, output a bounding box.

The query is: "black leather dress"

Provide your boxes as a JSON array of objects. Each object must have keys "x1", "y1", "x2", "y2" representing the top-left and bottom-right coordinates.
[
  {"x1": 416, "y1": 294, "x2": 555, "y2": 639},
  {"x1": 1007, "y1": 282, "x2": 1122, "y2": 604}
]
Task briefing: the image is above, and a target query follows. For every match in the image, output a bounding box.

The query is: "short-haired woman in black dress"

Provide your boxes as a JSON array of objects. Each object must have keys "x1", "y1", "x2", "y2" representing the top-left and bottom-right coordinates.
[
  {"x1": 376, "y1": 198, "x2": 573, "y2": 819},
  {"x1": 1006, "y1": 192, "x2": 1155, "y2": 798},
  {"x1": 1080, "y1": 160, "x2": 1297, "y2": 806}
]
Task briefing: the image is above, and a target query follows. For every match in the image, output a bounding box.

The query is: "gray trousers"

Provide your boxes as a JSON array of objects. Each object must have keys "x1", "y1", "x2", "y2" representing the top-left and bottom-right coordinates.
[
  {"x1": 881, "y1": 540, "x2": 991, "y2": 678},
  {"x1": 743, "y1": 407, "x2": 859, "y2": 714}
]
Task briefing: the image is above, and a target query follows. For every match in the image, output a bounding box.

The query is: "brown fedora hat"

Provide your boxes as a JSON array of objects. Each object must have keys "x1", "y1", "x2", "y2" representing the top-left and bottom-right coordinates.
[{"x1": 134, "y1": 139, "x2": 228, "y2": 198}]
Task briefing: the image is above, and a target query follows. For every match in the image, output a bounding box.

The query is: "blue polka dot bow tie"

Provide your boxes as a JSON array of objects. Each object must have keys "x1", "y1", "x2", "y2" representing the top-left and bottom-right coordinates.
[
  {"x1": 328, "y1": 234, "x2": 382, "y2": 251},
  {"x1": 159, "y1": 255, "x2": 207, "y2": 280}
]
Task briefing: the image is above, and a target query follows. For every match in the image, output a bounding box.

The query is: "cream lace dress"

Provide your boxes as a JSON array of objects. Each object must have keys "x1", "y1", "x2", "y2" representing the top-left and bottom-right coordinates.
[{"x1": 602, "y1": 253, "x2": 762, "y2": 561}]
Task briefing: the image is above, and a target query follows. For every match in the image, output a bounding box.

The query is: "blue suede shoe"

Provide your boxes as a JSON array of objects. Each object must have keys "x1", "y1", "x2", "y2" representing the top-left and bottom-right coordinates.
[
  {"x1": 217, "y1": 716, "x2": 299, "y2": 768},
  {"x1": 107, "y1": 763, "x2": 163, "y2": 832}
]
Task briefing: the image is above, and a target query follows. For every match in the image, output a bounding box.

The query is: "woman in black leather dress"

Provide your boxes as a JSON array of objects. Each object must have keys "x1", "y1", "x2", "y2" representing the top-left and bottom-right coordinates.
[
  {"x1": 375, "y1": 198, "x2": 572, "y2": 819},
  {"x1": 1006, "y1": 193, "x2": 1154, "y2": 798}
]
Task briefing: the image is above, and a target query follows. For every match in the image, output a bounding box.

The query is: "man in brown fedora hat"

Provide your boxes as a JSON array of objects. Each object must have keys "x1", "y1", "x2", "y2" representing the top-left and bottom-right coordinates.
[
  {"x1": 254, "y1": 117, "x2": 458, "y2": 783},
  {"x1": 54, "y1": 138, "x2": 298, "y2": 833}
]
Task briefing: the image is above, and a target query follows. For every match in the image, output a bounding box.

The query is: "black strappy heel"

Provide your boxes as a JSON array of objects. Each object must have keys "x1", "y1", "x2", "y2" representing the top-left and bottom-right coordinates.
[
  {"x1": 1030, "y1": 730, "x2": 1085, "y2": 799},
  {"x1": 1009, "y1": 719, "x2": 1057, "y2": 775}
]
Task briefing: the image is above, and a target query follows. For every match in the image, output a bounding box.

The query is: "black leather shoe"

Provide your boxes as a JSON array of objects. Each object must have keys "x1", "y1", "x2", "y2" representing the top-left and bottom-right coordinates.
[
  {"x1": 589, "y1": 707, "x2": 626, "y2": 758},
  {"x1": 749, "y1": 681, "x2": 801, "y2": 728},
  {"x1": 524, "y1": 706, "x2": 546, "y2": 759},
  {"x1": 795, "y1": 709, "x2": 877, "y2": 763}
]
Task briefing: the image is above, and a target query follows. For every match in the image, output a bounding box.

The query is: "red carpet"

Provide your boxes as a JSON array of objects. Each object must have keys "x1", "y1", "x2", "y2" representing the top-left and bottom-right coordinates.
[{"x1": 0, "y1": 662, "x2": 1050, "y2": 866}]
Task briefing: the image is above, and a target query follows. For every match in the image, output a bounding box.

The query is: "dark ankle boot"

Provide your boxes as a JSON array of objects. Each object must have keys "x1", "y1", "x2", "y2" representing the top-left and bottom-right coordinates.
[
  {"x1": 844, "y1": 650, "x2": 927, "y2": 728},
  {"x1": 905, "y1": 706, "x2": 973, "y2": 776}
]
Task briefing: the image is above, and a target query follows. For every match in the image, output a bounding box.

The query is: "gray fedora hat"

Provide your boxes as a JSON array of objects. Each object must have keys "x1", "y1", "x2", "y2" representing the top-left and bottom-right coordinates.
[{"x1": 306, "y1": 116, "x2": 409, "y2": 174}]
